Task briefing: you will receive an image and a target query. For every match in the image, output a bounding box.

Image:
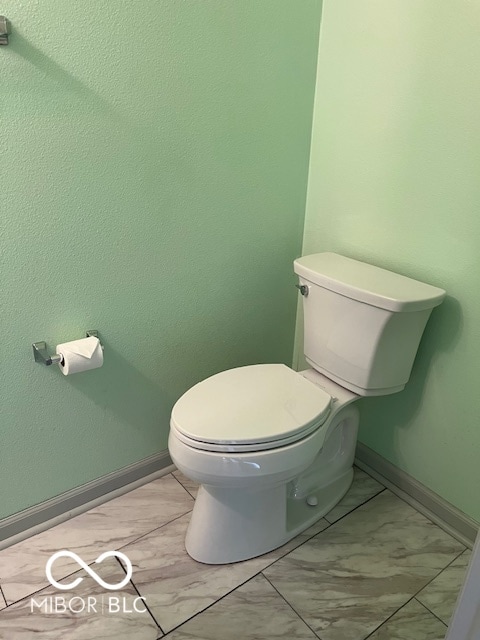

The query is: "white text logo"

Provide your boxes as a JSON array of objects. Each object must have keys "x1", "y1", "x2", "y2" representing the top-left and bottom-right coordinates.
[{"x1": 45, "y1": 550, "x2": 133, "y2": 591}]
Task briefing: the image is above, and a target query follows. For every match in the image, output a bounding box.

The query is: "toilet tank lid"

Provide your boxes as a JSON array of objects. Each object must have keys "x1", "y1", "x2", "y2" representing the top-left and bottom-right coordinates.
[{"x1": 294, "y1": 253, "x2": 446, "y2": 312}]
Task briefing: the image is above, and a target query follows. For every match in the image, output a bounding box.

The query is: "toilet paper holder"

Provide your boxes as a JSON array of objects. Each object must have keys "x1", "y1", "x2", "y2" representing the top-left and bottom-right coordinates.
[{"x1": 33, "y1": 330, "x2": 102, "y2": 366}]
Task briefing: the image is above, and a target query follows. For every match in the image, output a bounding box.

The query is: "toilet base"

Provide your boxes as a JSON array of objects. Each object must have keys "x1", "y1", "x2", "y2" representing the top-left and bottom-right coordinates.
[
  {"x1": 287, "y1": 466, "x2": 353, "y2": 534},
  {"x1": 185, "y1": 467, "x2": 353, "y2": 564}
]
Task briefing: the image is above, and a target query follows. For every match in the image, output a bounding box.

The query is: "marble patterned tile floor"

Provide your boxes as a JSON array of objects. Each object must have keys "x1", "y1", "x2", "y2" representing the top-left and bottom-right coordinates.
[{"x1": 0, "y1": 467, "x2": 469, "y2": 639}]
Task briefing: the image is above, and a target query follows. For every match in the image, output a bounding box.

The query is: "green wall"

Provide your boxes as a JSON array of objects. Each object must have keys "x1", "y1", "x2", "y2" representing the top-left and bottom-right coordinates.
[
  {"x1": 298, "y1": 0, "x2": 480, "y2": 520},
  {"x1": 0, "y1": 1, "x2": 322, "y2": 519}
]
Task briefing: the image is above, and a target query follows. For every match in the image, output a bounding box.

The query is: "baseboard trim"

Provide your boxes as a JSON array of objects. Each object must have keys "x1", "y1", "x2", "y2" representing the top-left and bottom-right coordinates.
[
  {"x1": 355, "y1": 442, "x2": 478, "y2": 548},
  {"x1": 0, "y1": 451, "x2": 174, "y2": 550}
]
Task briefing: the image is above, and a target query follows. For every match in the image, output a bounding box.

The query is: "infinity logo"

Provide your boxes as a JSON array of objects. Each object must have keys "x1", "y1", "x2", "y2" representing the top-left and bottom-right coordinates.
[{"x1": 45, "y1": 550, "x2": 133, "y2": 591}]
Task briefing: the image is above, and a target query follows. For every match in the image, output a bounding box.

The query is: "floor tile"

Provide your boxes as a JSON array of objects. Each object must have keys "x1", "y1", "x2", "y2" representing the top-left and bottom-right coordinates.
[
  {"x1": 120, "y1": 512, "x2": 329, "y2": 632},
  {"x1": 367, "y1": 599, "x2": 447, "y2": 640},
  {"x1": 167, "y1": 574, "x2": 317, "y2": 639},
  {"x1": 172, "y1": 471, "x2": 199, "y2": 499},
  {"x1": 0, "y1": 474, "x2": 193, "y2": 605},
  {"x1": 416, "y1": 549, "x2": 470, "y2": 625},
  {"x1": 264, "y1": 491, "x2": 465, "y2": 640},
  {"x1": 324, "y1": 467, "x2": 384, "y2": 524},
  {"x1": 0, "y1": 556, "x2": 160, "y2": 639}
]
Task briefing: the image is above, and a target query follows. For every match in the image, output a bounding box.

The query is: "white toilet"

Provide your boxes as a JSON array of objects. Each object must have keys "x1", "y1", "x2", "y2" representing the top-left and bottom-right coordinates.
[{"x1": 168, "y1": 253, "x2": 445, "y2": 564}]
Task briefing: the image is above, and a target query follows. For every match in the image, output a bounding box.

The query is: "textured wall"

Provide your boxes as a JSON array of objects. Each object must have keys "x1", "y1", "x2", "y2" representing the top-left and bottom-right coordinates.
[
  {"x1": 0, "y1": 1, "x2": 322, "y2": 518},
  {"x1": 297, "y1": 0, "x2": 480, "y2": 520}
]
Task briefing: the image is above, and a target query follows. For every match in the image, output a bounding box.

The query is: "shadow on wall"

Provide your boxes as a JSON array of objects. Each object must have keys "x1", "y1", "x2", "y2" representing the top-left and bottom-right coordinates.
[
  {"x1": 62, "y1": 340, "x2": 175, "y2": 440},
  {"x1": 9, "y1": 32, "x2": 179, "y2": 172},
  {"x1": 358, "y1": 294, "x2": 463, "y2": 447},
  {"x1": 11, "y1": 33, "x2": 131, "y2": 125}
]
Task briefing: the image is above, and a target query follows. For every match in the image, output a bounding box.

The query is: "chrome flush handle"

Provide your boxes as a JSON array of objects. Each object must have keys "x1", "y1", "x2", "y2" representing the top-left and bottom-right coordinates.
[{"x1": 295, "y1": 284, "x2": 309, "y2": 297}]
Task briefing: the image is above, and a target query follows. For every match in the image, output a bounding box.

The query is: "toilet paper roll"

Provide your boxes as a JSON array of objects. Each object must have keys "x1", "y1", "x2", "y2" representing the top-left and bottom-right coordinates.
[{"x1": 56, "y1": 336, "x2": 103, "y2": 376}]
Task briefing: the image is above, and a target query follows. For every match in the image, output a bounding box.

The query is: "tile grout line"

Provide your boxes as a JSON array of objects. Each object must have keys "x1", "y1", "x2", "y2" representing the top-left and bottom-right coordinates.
[
  {"x1": 322, "y1": 487, "x2": 386, "y2": 526},
  {"x1": 362, "y1": 592, "x2": 447, "y2": 640},
  {"x1": 413, "y1": 597, "x2": 450, "y2": 629},
  {"x1": 362, "y1": 595, "x2": 417, "y2": 640},
  {"x1": 3, "y1": 579, "x2": 53, "y2": 608},
  {"x1": 146, "y1": 561, "x2": 296, "y2": 636},
  {"x1": 406, "y1": 547, "x2": 468, "y2": 625},
  {"x1": 116, "y1": 508, "x2": 194, "y2": 553},
  {"x1": 113, "y1": 557, "x2": 165, "y2": 636},
  {"x1": 158, "y1": 562, "x2": 317, "y2": 638},
  {"x1": 155, "y1": 575, "x2": 268, "y2": 636},
  {"x1": 0, "y1": 584, "x2": 6, "y2": 609},
  {"x1": 361, "y1": 548, "x2": 466, "y2": 640},
  {"x1": 261, "y1": 573, "x2": 323, "y2": 640},
  {"x1": 338, "y1": 530, "x2": 464, "y2": 638},
  {"x1": 414, "y1": 546, "x2": 467, "y2": 597},
  {"x1": 171, "y1": 473, "x2": 197, "y2": 501}
]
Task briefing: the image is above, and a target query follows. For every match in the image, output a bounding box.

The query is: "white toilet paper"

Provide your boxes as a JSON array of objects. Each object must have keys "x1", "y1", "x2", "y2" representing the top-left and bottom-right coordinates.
[{"x1": 56, "y1": 336, "x2": 103, "y2": 376}]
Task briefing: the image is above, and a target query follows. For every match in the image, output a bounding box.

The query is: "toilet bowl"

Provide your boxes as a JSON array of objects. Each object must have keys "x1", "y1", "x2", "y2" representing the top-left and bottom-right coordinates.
[
  {"x1": 169, "y1": 253, "x2": 446, "y2": 564},
  {"x1": 168, "y1": 364, "x2": 359, "y2": 563}
]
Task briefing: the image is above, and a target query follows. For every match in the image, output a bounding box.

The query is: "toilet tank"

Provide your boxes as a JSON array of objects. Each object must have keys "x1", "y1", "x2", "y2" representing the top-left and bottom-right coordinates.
[{"x1": 294, "y1": 253, "x2": 446, "y2": 396}]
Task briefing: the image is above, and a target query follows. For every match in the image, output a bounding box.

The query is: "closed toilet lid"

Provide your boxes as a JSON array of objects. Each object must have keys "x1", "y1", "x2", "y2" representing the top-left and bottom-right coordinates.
[{"x1": 171, "y1": 364, "x2": 331, "y2": 448}]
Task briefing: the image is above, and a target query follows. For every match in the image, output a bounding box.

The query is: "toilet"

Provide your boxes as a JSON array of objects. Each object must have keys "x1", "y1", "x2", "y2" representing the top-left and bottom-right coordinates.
[{"x1": 168, "y1": 253, "x2": 445, "y2": 564}]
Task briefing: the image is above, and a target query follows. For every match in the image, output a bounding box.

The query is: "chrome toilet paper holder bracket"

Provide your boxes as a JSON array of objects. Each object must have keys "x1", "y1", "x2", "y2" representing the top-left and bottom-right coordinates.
[
  {"x1": 33, "y1": 330, "x2": 101, "y2": 366},
  {"x1": 0, "y1": 16, "x2": 11, "y2": 46}
]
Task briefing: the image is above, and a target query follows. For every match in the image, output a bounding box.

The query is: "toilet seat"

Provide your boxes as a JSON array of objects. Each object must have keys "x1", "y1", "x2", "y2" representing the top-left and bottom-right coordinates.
[{"x1": 171, "y1": 364, "x2": 331, "y2": 453}]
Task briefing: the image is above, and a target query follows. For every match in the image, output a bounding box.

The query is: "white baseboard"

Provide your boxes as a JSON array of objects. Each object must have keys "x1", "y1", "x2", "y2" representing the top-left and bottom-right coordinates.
[
  {"x1": 355, "y1": 442, "x2": 478, "y2": 549},
  {"x1": 0, "y1": 451, "x2": 174, "y2": 550}
]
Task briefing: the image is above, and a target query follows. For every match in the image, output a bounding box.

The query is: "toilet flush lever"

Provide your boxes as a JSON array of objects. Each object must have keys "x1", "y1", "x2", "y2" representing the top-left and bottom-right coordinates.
[{"x1": 295, "y1": 284, "x2": 309, "y2": 297}]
